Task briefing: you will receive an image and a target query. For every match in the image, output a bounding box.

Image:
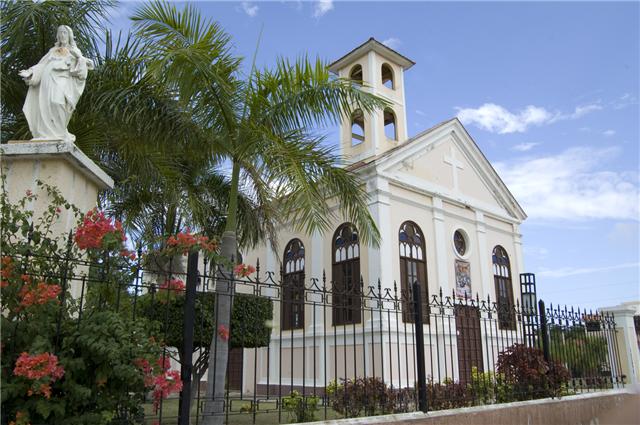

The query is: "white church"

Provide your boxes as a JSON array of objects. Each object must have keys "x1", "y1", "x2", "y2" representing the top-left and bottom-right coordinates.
[{"x1": 238, "y1": 38, "x2": 528, "y2": 394}]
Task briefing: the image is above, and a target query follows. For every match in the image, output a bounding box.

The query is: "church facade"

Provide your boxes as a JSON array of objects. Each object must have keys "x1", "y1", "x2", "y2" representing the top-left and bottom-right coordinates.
[{"x1": 239, "y1": 38, "x2": 528, "y2": 394}]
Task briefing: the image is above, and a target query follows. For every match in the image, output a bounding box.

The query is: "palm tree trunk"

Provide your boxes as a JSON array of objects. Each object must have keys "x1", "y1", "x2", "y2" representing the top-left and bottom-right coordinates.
[{"x1": 202, "y1": 161, "x2": 240, "y2": 425}]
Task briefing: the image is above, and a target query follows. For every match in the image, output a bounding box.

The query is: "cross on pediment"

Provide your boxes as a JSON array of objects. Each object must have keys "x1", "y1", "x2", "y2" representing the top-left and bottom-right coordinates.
[{"x1": 443, "y1": 146, "x2": 464, "y2": 191}]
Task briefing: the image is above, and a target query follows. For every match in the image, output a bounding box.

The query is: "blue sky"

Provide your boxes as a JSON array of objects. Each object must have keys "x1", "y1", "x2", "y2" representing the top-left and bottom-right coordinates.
[{"x1": 110, "y1": 1, "x2": 639, "y2": 310}]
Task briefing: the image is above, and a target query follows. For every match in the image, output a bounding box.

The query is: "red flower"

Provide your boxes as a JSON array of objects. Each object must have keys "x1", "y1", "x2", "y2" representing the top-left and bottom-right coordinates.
[
  {"x1": 159, "y1": 279, "x2": 185, "y2": 292},
  {"x1": 14, "y1": 352, "x2": 64, "y2": 381},
  {"x1": 165, "y1": 231, "x2": 217, "y2": 255},
  {"x1": 136, "y1": 355, "x2": 183, "y2": 411},
  {"x1": 25, "y1": 189, "x2": 32, "y2": 196},
  {"x1": 233, "y1": 264, "x2": 256, "y2": 278},
  {"x1": 119, "y1": 249, "x2": 137, "y2": 260},
  {"x1": 18, "y1": 282, "x2": 61, "y2": 307},
  {"x1": 217, "y1": 324, "x2": 230, "y2": 342},
  {"x1": 74, "y1": 208, "x2": 126, "y2": 250},
  {"x1": 1, "y1": 256, "x2": 13, "y2": 288}
]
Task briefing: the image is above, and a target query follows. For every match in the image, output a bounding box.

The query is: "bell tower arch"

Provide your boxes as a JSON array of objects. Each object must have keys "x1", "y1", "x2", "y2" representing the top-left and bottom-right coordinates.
[{"x1": 329, "y1": 38, "x2": 415, "y2": 164}]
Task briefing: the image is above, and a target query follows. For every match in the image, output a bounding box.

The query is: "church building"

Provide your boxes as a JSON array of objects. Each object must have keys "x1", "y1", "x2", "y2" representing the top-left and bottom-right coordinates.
[{"x1": 239, "y1": 38, "x2": 528, "y2": 394}]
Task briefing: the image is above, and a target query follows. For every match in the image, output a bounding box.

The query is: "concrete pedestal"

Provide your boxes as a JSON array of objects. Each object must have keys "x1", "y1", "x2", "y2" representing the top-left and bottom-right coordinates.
[
  {"x1": 600, "y1": 302, "x2": 640, "y2": 391},
  {"x1": 0, "y1": 140, "x2": 114, "y2": 238}
]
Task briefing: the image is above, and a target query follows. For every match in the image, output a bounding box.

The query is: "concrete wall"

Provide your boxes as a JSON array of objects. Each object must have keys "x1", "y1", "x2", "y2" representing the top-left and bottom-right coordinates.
[{"x1": 300, "y1": 390, "x2": 639, "y2": 425}]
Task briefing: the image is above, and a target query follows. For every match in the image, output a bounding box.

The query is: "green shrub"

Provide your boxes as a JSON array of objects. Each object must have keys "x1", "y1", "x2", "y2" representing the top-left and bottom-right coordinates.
[
  {"x1": 282, "y1": 390, "x2": 319, "y2": 423},
  {"x1": 326, "y1": 377, "x2": 414, "y2": 418},
  {"x1": 469, "y1": 367, "x2": 514, "y2": 404},
  {"x1": 138, "y1": 291, "x2": 272, "y2": 349},
  {"x1": 426, "y1": 378, "x2": 472, "y2": 410}
]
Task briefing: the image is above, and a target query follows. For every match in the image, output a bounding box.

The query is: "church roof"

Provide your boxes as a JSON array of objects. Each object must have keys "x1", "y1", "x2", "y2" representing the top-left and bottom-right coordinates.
[
  {"x1": 346, "y1": 117, "x2": 528, "y2": 222},
  {"x1": 329, "y1": 37, "x2": 416, "y2": 74}
]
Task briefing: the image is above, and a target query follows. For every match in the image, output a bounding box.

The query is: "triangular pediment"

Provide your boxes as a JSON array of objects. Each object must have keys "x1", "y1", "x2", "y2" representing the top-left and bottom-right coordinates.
[{"x1": 365, "y1": 119, "x2": 526, "y2": 221}]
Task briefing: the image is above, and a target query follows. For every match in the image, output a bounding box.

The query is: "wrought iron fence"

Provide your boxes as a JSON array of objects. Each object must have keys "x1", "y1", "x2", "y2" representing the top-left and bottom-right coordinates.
[{"x1": 1, "y1": 250, "x2": 625, "y2": 425}]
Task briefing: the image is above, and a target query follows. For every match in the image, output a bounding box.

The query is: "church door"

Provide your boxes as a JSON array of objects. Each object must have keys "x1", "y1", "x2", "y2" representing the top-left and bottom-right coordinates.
[{"x1": 455, "y1": 305, "x2": 483, "y2": 384}]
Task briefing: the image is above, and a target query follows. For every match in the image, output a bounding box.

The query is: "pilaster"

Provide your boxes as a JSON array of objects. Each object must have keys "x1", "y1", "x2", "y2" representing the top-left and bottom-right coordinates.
[{"x1": 432, "y1": 197, "x2": 450, "y2": 292}]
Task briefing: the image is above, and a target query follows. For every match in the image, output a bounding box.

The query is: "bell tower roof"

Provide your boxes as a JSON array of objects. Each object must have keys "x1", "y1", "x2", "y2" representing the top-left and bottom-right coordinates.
[{"x1": 328, "y1": 37, "x2": 415, "y2": 74}]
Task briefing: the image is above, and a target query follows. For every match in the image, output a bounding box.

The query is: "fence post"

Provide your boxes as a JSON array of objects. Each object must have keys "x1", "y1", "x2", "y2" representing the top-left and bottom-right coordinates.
[
  {"x1": 179, "y1": 251, "x2": 199, "y2": 425},
  {"x1": 412, "y1": 281, "x2": 428, "y2": 413},
  {"x1": 538, "y1": 299, "x2": 550, "y2": 362}
]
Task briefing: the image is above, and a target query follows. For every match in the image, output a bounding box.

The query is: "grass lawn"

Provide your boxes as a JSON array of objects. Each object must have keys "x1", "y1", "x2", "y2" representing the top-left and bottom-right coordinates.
[{"x1": 143, "y1": 396, "x2": 343, "y2": 424}]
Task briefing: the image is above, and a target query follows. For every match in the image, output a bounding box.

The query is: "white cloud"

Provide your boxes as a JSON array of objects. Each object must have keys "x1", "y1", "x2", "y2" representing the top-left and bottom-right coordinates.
[
  {"x1": 565, "y1": 103, "x2": 602, "y2": 119},
  {"x1": 457, "y1": 103, "x2": 555, "y2": 134},
  {"x1": 494, "y1": 147, "x2": 640, "y2": 221},
  {"x1": 603, "y1": 129, "x2": 616, "y2": 137},
  {"x1": 457, "y1": 102, "x2": 602, "y2": 134},
  {"x1": 415, "y1": 109, "x2": 427, "y2": 117},
  {"x1": 511, "y1": 142, "x2": 539, "y2": 152},
  {"x1": 382, "y1": 37, "x2": 402, "y2": 50},
  {"x1": 241, "y1": 2, "x2": 259, "y2": 17},
  {"x1": 611, "y1": 93, "x2": 638, "y2": 110},
  {"x1": 537, "y1": 262, "x2": 639, "y2": 278},
  {"x1": 313, "y1": 0, "x2": 333, "y2": 17}
]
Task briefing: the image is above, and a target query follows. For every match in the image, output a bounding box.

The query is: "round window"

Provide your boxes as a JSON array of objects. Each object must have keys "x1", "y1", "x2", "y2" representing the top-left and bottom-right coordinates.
[{"x1": 454, "y1": 230, "x2": 467, "y2": 256}]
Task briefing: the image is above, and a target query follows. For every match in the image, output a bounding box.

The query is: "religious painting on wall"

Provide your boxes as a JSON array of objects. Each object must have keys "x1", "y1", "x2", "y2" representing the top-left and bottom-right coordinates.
[{"x1": 455, "y1": 260, "x2": 472, "y2": 299}]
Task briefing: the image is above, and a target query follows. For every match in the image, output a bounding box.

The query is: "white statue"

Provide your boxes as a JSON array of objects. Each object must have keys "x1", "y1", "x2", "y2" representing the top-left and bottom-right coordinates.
[{"x1": 19, "y1": 25, "x2": 94, "y2": 143}]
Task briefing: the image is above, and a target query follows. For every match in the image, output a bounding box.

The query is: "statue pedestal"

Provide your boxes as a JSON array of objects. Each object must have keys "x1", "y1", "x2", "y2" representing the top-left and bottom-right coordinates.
[{"x1": 0, "y1": 140, "x2": 114, "y2": 239}]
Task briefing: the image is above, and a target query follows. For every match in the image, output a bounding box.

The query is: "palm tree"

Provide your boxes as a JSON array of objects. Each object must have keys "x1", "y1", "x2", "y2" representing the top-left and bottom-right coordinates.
[{"x1": 132, "y1": 2, "x2": 388, "y2": 423}]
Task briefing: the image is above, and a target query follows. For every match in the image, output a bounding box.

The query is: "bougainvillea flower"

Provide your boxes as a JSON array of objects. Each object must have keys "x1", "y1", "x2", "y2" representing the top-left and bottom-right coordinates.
[
  {"x1": 218, "y1": 324, "x2": 230, "y2": 342},
  {"x1": 14, "y1": 352, "x2": 64, "y2": 381},
  {"x1": 18, "y1": 282, "x2": 61, "y2": 307},
  {"x1": 74, "y1": 208, "x2": 125, "y2": 250},
  {"x1": 233, "y1": 264, "x2": 256, "y2": 278}
]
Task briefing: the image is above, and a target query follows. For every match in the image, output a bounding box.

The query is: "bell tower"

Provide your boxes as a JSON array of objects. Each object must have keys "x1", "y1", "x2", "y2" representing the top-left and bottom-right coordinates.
[{"x1": 329, "y1": 38, "x2": 415, "y2": 164}]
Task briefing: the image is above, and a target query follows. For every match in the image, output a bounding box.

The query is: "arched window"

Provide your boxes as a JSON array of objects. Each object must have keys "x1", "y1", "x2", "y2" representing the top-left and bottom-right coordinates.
[
  {"x1": 381, "y1": 64, "x2": 394, "y2": 89},
  {"x1": 351, "y1": 110, "x2": 365, "y2": 145},
  {"x1": 384, "y1": 108, "x2": 397, "y2": 140},
  {"x1": 350, "y1": 64, "x2": 363, "y2": 84},
  {"x1": 282, "y1": 239, "x2": 305, "y2": 330},
  {"x1": 493, "y1": 246, "x2": 515, "y2": 329},
  {"x1": 399, "y1": 221, "x2": 428, "y2": 323},
  {"x1": 332, "y1": 223, "x2": 361, "y2": 326}
]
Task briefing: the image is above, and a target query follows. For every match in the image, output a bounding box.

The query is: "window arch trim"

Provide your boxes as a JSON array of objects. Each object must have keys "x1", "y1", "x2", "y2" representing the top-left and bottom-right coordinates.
[
  {"x1": 381, "y1": 63, "x2": 395, "y2": 89},
  {"x1": 282, "y1": 238, "x2": 305, "y2": 330},
  {"x1": 492, "y1": 245, "x2": 515, "y2": 330},
  {"x1": 332, "y1": 223, "x2": 361, "y2": 326},
  {"x1": 398, "y1": 221, "x2": 429, "y2": 323}
]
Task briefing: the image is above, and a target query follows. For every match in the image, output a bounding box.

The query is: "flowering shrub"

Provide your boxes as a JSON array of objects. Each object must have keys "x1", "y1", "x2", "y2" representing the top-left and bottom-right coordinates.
[
  {"x1": 233, "y1": 263, "x2": 256, "y2": 278},
  {"x1": 74, "y1": 208, "x2": 126, "y2": 251},
  {"x1": 135, "y1": 356, "x2": 183, "y2": 411},
  {"x1": 1, "y1": 183, "x2": 164, "y2": 424}
]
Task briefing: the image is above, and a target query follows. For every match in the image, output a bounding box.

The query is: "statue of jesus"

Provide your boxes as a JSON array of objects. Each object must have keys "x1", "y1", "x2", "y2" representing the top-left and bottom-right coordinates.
[{"x1": 19, "y1": 25, "x2": 93, "y2": 143}]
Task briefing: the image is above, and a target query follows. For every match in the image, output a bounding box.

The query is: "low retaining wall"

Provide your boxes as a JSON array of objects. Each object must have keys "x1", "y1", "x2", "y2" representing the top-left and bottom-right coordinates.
[{"x1": 301, "y1": 389, "x2": 639, "y2": 425}]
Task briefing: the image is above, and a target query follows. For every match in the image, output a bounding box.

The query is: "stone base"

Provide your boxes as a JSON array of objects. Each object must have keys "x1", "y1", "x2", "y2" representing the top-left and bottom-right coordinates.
[{"x1": 0, "y1": 140, "x2": 114, "y2": 238}]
